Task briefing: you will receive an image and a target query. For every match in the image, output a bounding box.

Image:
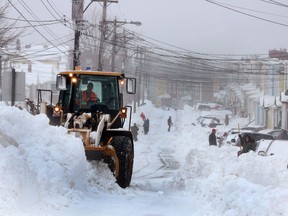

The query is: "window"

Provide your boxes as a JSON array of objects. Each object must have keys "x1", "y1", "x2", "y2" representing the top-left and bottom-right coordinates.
[{"x1": 58, "y1": 74, "x2": 120, "y2": 113}]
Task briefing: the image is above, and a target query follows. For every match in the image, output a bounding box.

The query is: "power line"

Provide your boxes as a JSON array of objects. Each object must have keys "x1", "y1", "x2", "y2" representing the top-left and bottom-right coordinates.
[
  {"x1": 7, "y1": 0, "x2": 70, "y2": 56},
  {"x1": 205, "y1": 0, "x2": 288, "y2": 27}
]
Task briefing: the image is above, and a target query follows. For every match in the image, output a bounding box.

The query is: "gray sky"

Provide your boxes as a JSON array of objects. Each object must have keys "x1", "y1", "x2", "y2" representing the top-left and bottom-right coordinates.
[
  {"x1": 114, "y1": 0, "x2": 288, "y2": 55},
  {"x1": 7, "y1": 0, "x2": 288, "y2": 55}
]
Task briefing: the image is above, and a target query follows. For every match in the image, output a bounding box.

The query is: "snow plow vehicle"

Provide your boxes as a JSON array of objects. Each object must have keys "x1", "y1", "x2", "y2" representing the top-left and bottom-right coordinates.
[{"x1": 38, "y1": 69, "x2": 136, "y2": 188}]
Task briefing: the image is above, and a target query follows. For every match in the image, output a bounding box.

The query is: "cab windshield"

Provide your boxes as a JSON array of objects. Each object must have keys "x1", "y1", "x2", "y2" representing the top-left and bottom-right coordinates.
[{"x1": 58, "y1": 74, "x2": 120, "y2": 113}]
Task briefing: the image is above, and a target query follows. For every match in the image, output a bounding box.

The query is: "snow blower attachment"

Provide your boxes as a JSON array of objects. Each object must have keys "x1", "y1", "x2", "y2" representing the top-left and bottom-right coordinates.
[{"x1": 38, "y1": 70, "x2": 136, "y2": 188}]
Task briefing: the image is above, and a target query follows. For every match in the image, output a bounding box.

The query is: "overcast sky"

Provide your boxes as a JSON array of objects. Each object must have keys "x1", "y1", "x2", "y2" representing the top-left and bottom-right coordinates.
[{"x1": 7, "y1": 0, "x2": 288, "y2": 55}]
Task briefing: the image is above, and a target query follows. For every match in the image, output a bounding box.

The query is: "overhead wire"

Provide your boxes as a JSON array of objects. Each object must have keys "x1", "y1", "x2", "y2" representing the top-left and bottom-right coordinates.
[
  {"x1": 43, "y1": 0, "x2": 64, "y2": 20},
  {"x1": 18, "y1": 0, "x2": 70, "y2": 51},
  {"x1": 1, "y1": 21, "x2": 63, "y2": 29},
  {"x1": 103, "y1": 1, "x2": 287, "y2": 81},
  {"x1": 6, "y1": 0, "x2": 286, "y2": 83},
  {"x1": 205, "y1": 0, "x2": 288, "y2": 27},
  {"x1": 7, "y1": 0, "x2": 70, "y2": 56},
  {"x1": 260, "y1": 0, "x2": 288, "y2": 8},
  {"x1": 15, "y1": 1, "x2": 248, "y2": 74}
]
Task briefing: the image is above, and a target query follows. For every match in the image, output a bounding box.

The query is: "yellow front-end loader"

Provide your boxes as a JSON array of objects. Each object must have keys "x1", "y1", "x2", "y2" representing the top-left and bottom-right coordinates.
[{"x1": 37, "y1": 69, "x2": 136, "y2": 188}]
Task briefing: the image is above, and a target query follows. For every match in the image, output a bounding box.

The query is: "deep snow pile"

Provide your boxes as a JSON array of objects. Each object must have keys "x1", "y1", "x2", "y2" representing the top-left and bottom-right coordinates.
[
  {"x1": 132, "y1": 102, "x2": 288, "y2": 215},
  {"x1": 0, "y1": 104, "x2": 120, "y2": 215},
  {"x1": 0, "y1": 101, "x2": 288, "y2": 216}
]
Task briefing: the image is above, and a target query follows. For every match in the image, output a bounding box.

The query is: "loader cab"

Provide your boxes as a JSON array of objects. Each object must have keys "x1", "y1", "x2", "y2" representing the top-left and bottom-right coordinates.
[
  {"x1": 58, "y1": 74, "x2": 121, "y2": 112},
  {"x1": 55, "y1": 71, "x2": 136, "y2": 128}
]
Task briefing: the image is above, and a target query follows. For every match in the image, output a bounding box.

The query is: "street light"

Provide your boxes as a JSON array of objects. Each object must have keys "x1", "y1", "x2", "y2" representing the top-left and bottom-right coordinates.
[{"x1": 129, "y1": 21, "x2": 141, "y2": 26}]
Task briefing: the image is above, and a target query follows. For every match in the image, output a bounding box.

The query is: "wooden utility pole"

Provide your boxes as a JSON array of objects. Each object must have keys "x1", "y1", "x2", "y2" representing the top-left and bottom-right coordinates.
[
  {"x1": 109, "y1": 18, "x2": 141, "y2": 72},
  {"x1": 136, "y1": 46, "x2": 142, "y2": 107},
  {"x1": 0, "y1": 55, "x2": 2, "y2": 94},
  {"x1": 11, "y1": 68, "x2": 15, "y2": 106},
  {"x1": 72, "y1": 0, "x2": 118, "y2": 70},
  {"x1": 97, "y1": 0, "x2": 118, "y2": 71},
  {"x1": 111, "y1": 18, "x2": 117, "y2": 72},
  {"x1": 72, "y1": 0, "x2": 84, "y2": 69}
]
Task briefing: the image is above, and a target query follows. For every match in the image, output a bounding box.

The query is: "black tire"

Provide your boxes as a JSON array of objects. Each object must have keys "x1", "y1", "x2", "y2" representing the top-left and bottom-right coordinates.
[{"x1": 111, "y1": 136, "x2": 134, "y2": 188}]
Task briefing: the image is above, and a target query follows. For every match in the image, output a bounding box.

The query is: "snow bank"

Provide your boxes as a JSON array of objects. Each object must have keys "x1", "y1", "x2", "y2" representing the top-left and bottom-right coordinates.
[
  {"x1": 0, "y1": 101, "x2": 288, "y2": 216},
  {"x1": 0, "y1": 105, "x2": 117, "y2": 215}
]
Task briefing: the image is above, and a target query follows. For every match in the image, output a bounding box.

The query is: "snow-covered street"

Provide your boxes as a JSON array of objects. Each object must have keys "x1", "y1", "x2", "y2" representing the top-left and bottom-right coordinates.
[{"x1": 0, "y1": 101, "x2": 288, "y2": 216}]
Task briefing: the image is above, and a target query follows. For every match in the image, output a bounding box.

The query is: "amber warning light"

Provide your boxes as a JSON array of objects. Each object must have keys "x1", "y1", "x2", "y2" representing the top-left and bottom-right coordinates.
[{"x1": 120, "y1": 107, "x2": 127, "y2": 118}]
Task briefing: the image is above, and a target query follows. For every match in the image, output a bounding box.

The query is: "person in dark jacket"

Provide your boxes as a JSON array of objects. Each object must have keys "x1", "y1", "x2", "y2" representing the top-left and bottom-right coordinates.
[
  {"x1": 131, "y1": 123, "x2": 139, "y2": 141},
  {"x1": 237, "y1": 134, "x2": 256, "y2": 156},
  {"x1": 209, "y1": 128, "x2": 217, "y2": 146},
  {"x1": 143, "y1": 118, "x2": 149, "y2": 135},
  {"x1": 167, "y1": 116, "x2": 173, "y2": 132},
  {"x1": 225, "y1": 114, "x2": 229, "y2": 126}
]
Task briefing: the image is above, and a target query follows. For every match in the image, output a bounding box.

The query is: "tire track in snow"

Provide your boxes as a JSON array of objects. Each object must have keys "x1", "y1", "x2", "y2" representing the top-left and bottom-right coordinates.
[{"x1": 133, "y1": 112, "x2": 181, "y2": 180}]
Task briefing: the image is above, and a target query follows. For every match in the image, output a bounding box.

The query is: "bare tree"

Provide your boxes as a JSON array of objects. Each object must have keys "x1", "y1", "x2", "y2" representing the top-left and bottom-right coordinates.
[{"x1": 0, "y1": 3, "x2": 23, "y2": 48}]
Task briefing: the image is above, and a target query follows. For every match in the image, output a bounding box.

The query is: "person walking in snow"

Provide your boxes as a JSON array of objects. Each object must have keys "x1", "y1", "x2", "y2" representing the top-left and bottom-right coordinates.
[
  {"x1": 143, "y1": 118, "x2": 149, "y2": 135},
  {"x1": 167, "y1": 116, "x2": 173, "y2": 132},
  {"x1": 140, "y1": 112, "x2": 146, "y2": 121},
  {"x1": 209, "y1": 128, "x2": 217, "y2": 146},
  {"x1": 131, "y1": 123, "x2": 139, "y2": 141},
  {"x1": 225, "y1": 114, "x2": 229, "y2": 126}
]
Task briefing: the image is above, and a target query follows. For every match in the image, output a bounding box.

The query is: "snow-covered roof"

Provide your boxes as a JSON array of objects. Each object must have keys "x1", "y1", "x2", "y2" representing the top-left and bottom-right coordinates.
[
  {"x1": 249, "y1": 93, "x2": 262, "y2": 101},
  {"x1": 7, "y1": 45, "x2": 68, "y2": 85},
  {"x1": 181, "y1": 95, "x2": 192, "y2": 100},
  {"x1": 245, "y1": 88, "x2": 263, "y2": 101},
  {"x1": 262, "y1": 96, "x2": 277, "y2": 108},
  {"x1": 240, "y1": 83, "x2": 255, "y2": 91},
  {"x1": 245, "y1": 88, "x2": 261, "y2": 96},
  {"x1": 158, "y1": 93, "x2": 171, "y2": 99},
  {"x1": 275, "y1": 96, "x2": 282, "y2": 107}
]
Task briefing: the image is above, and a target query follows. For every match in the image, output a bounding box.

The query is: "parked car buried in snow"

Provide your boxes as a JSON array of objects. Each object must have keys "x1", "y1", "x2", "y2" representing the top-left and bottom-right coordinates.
[
  {"x1": 267, "y1": 129, "x2": 283, "y2": 139},
  {"x1": 197, "y1": 115, "x2": 220, "y2": 127},
  {"x1": 257, "y1": 140, "x2": 288, "y2": 169},
  {"x1": 220, "y1": 128, "x2": 241, "y2": 146},
  {"x1": 232, "y1": 131, "x2": 274, "y2": 147}
]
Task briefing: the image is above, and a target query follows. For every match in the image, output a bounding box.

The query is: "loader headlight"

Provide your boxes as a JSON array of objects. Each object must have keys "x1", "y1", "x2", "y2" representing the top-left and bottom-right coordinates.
[
  {"x1": 120, "y1": 107, "x2": 127, "y2": 118},
  {"x1": 53, "y1": 105, "x2": 61, "y2": 117},
  {"x1": 54, "y1": 106, "x2": 60, "y2": 112},
  {"x1": 71, "y1": 77, "x2": 77, "y2": 83},
  {"x1": 69, "y1": 73, "x2": 78, "y2": 83},
  {"x1": 119, "y1": 77, "x2": 125, "y2": 86}
]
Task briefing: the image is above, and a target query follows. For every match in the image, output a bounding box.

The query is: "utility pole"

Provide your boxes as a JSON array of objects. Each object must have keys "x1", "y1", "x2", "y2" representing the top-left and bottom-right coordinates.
[
  {"x1": 108, "y1": 18, "x2": 141, "y2": 72},
  {"x1": 140, "y1": 47, "x2": 146, "y2": 105},
  {"x1": 0, "y1": 55, "x2": 2, "y2": 94},
  {"x1": 72, "y1": 0, "x2": 96, "y2": 70},
  {"x1": 97, "y1": 0, "x2": 118, "y2": 71},
  {"x1": 136, "y1": 46, "x2": 142, "y2": 107},
  {"x1": 135, "y1": 46, "x2": 148, "y2": 107},
  {"x1": 72, "y1": 0, "x2": 84, "y2": 70},
  {"x1": 11, "y1": 68, "x2": 15, "y2": 106},
  {"x1": 111, "y1": 18, "x2": 117, "y2": 72},
  {"x1": 73, "y1": 30, "x2": 81, "y2": 70}
]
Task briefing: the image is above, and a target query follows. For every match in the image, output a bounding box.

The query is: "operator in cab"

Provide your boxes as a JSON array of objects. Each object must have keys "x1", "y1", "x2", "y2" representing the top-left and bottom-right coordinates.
[
  {"x1": 76, "y1": 82, "x2": 98, "y2": 108},
  {"x1": 83, "y1": 82, "x2": 97, "y2": 103}
]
